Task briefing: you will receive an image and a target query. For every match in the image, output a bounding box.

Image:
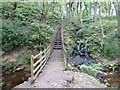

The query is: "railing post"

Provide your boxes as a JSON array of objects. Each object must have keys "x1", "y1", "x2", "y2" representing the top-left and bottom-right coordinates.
[
  {"x1": 40, "y1": 51, "x2": 42, "y2": 58},
  {"x1": 31, "y1": 55, "x2": 34, "y2": 84}
]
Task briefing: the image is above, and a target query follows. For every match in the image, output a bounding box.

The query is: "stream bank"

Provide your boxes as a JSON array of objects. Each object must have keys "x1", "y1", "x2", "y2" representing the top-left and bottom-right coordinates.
[
  {"x1": 63, "y1": 21, "x2": 120, "y2": 88},
  {"x1": 1, "y1": 62, "x2": 31, "y2": 90}
]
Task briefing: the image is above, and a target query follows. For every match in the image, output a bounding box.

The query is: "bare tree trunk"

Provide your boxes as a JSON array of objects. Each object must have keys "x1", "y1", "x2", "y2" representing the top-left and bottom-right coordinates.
[
  {"x1": 93, "y1": 2, "x2": 97, "y2": 22},
  {"x1": 108, "y1": 2, "x2": 112, "y2": 15},
  {"x1": 11, "y1": 2, "x2": 17, "y2": 20},
  {"x1": 79, "y1": 2, "x2": 82, "y2": 24},
  {"x1": 52, "y1": 1, "x2": 55, "y2": 14},
  {"x1": 77, "y1": 2, "x2": 79, "y2": 15},
  {"x1": 118, "y1": 2, "x2": 120, "y2": 53},
  {"x1": 113, "y1": 2, "x2": 118, "y2": 15},
  {"x1": 99, "y1": 2, "x2": 106, "y2": 38},
  {"x1": 118, "y1": 2, "x2": 120, "y2": 32},
  {"x1": 98, "y1": 3, "x2": 101, "y2": 15},
  {"x1": 68, "y1": 2, "x2": 73, "y2": 22},
  {"x1": 84, "y1": 2, "x2": 88, "y2": 16},
  {"x1": 40, "y1": 2, "x2": 45, "y2": 21},
  {"x1": 13, "y1": 2, "x2": 17, "y2": 10}
]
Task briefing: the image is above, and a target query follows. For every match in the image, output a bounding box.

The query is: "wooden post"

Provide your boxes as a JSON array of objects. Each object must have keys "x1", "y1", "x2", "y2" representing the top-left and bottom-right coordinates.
[
  {"x1": 40, "y1": 51, "x2": 42, "y2": 59},
  {"x1": 31, "y1": 55, "x2": 34, "y2": 83}
]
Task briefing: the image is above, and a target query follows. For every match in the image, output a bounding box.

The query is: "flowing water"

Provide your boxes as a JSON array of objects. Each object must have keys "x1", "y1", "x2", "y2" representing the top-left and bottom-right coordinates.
[
  {"x1": 101, "y1": 65, "x2": 120, "y2": 88},
  {"x1": 1, "y1": 69, "x2": 30, "y2": 90},
  {"x1": 104, "y1": 73, "x2": 120, "y2": 88},
  {"x1": 71, "y1": 36, "x2": 120, "y2": 88}
]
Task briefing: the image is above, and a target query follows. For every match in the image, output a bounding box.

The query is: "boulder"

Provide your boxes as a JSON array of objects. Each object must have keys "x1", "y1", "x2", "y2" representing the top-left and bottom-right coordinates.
[{"x1": 72, "y1": 55, "x2": 86, "y2": 67}]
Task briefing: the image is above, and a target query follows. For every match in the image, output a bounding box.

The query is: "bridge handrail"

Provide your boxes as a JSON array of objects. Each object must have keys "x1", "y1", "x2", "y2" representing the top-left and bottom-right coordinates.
[
  {"x1": 61, "y1": 22, "x2": 78, "y2": 70},
  {"x1": 30, "y1": 44, "x2": 52, "y2": 83},
  {"x1": 30, "y1": 20, "x2": 69, "y2": 83},
  {"x1": 61, "y1": 23, "x2": 71, "y2": 69},
  {"x1": 30, "y1": 25, "x2": 58, "y2": 83}
]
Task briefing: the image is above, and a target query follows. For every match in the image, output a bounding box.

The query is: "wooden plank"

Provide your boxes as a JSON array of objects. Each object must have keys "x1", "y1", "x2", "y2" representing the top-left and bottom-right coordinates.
[
  {"x1": 33, "y1": 47, "x2": 50, "y2": 67},
  {"x1": 33, "y1": 48, "x2": 51, "y2": 74},
  {"x1": 33, "y1": 54, "x2": 46, "y2": 67},
  {"x1": 42, "y1": 45, "x2": 50, "y2": 53},
  {"x1": 33, "y1": 52, "x2": 43, "y2": 59},
  {"x1": 33, "y1": 56, "x2": 46, "y2": 74},
  {"x1": 61, "y1": 30, "x2": 68, "y2": 69},
  {"x1": 31, "y1": 55, "x2": 34, "y2": 80},
  {"x1": 34, "y1": 48, "x2": 51, "y2": 78},
  {"x1": 33, "y1": 44, "x2": 50, "y2": 59},
  {"x1": 34, "y1": 58, "x2": 47, "y2": 78}
]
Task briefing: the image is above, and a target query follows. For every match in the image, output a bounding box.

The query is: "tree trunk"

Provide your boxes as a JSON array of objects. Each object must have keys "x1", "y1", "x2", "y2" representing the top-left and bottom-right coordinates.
[
  {"x1": 13, "y1": 2, "x2": 17, "y2": 10},
  {"x1": 77, "y1": 2, "x2": 79, "y2": 15},
  {"x1": 99, "y1": 2, "x2": 106, "y2": 38},
  {"x1": 118, "y1": 2, "x2": 120, "y2": 32},
  {"x1": 108, "y1": 2, "x2": 111, "y2": 15},
  {"x1": 79, "y1": 2, "x2": 82, "y2": 24},
  {"x1": 118, "y1": 2, "x2": 120, "y2": 52},
  {"x1": 11, "y1": 2, "x2": 17, "y2": 20},
  {"x1": 93, "y1": 2, "x2": 98, "y2": 22},
  {"x1": 68, "y1": 2, "x2": 73, "y2": 22},
  {"x1": 52, "y1": 1, "x2": 55, "y2": 14},
  {"x1": 84, "y1": 2, "x2": 88, "y2": 16},
  {"x1": 113, "y1": 2, "x2": 118, "y2": 15}
]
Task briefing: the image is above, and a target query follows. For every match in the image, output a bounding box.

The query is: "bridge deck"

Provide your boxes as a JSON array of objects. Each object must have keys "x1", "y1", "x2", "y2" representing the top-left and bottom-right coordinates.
[{"x1": 15, "y1": 50, "x2": 105, "y2": 88}]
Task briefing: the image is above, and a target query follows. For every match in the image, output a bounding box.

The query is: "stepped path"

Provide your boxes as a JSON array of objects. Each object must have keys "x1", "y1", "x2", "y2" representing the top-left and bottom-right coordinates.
[
  {"x1": 15, "y1": 22, "x2": 105, "y2": 88},
  {"x1": 15, "y1": 50, "x2": 105, "y2": 88}
]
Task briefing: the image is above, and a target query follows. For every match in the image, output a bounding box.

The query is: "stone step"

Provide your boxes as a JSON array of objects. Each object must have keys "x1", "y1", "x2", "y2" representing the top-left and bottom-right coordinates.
[
  {"x1": 53, "y1": 47, "x2": 62, "y2": 49},
  {"x1": 54, "y1": 42, "x2": 62, "y2": 45},
  {"x1": 54, "y1": 45, "x2": 62, "y2": 47}
]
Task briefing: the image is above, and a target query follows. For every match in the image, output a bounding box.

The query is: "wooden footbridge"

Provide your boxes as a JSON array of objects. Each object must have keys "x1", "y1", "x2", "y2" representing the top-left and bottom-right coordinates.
[
  {"x1": 15, "y1": 21, "x2": 105, "y2": 88},
  {"x1": 30, "y1": 22, "x2": 70, "y2": 83}
]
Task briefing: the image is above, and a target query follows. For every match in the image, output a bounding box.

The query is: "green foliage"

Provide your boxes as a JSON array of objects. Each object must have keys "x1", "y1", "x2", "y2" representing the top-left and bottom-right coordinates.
[
  {"x1": 79, "y1": 64, "x2": 103, "y2": 77},
  {"x1": 17, "y1": 55, "x2": 30, "y2": 64},
  {"x1": 67, "y1": 63, "x2": 74, "y2": 70},
  {"x1": 2, "y1": 2, "x2": 13, "y2": 19},
  {"x1": 101, "y1": 16, "x2": 117, "y2": 20},
  {"x1": 2, "y1": 19, "x2": 27, "y2": 52},
  {"x1": 64, "y1": 16, "x2": 118, "y2": 61},
  {"x1": 47, "y1": 13, "x2": 62, "y2": 25},
  {"x1": 0, "y1": 51, "x2": 4, "y2": 56},
  {"x1": 102, "y1": 39, "x2": 119, "y2": 60},
  {"x1": 80, "y1": 18, "x2": 118, "y2": 60},
  {"x1": 2, "y1": 2, "x2": 43, "y2": 22},
  {"x1": 3, "y1": 62, "x2": 17, "y2": 70},
  {"x1": 2, "y1": 2, "x2": 57, "y2": 53},
  {"x1": 64, "y1": 25, "x2": 75, "y2": 32},
  {"x1": 77, "y1": 40, "x2": 85, "y2": 44},
  {"x1": 104, "y1": 63, "x2": 120, "y2": 72},
  {"x1": 28, "y1": 23, "x2": 54, "y2": 50}
]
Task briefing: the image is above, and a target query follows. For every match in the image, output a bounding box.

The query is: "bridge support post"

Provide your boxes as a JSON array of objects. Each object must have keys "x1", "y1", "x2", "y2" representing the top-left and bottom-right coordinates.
[{"x1": 30, "y1": 55, "x2": 34, "y2": 84}]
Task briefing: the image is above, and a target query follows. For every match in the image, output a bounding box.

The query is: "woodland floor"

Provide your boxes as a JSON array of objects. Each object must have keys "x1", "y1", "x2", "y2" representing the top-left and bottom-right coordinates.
[{"x1": 15, "y1": 50, "x2": 106, "y2": 88}]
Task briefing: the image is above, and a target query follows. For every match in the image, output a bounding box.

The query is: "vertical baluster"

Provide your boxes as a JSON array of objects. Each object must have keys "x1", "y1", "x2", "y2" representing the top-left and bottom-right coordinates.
[{"x1": 31, "y1": 55, "x2": 34, "y2": 83}]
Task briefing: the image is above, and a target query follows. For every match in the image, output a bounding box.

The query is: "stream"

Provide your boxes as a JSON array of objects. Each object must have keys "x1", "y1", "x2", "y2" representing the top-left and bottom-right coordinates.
[
  {"x1": 71, "y1": 29, "x2": 120, "y2": 88},
  {"x1": 71, "y1": 41, "x2": 120, "y2": 88},
  {"x1": 1, "y1": 68, "x2": 31, "y2": 89},
  {"x1": 101, "y1": 64, "x2": 120, "y2": 88},
  {"x1": 1, "y1": 29, "x2": 119, "y2": 89}
]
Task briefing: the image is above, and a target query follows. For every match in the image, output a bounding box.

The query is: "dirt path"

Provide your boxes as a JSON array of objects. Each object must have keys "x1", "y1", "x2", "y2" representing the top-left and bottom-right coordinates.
[{"x1": 15, "y1": 50, "x2": 105, "y2": 88}]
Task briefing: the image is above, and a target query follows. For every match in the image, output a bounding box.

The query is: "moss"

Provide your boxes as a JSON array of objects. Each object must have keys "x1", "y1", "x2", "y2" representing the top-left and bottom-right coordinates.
[{"x1": 67, "y1": 63, "x2": 74, "y2": 70}]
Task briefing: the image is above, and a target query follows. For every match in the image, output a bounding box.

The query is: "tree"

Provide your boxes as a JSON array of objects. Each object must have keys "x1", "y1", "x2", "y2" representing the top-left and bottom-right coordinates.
[
  {"x1": 93, "y1": 2, "x2": 98, "y2": 21},
  {"x1": 11, "y1": 2, "x2": 17, "y2": 20},
  {"x1": 99, "y1": 2, "x2": 106, "y2": 38},
  {"x1": 118, "y1": 2, "x2": 120, "y2": 42}
]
